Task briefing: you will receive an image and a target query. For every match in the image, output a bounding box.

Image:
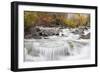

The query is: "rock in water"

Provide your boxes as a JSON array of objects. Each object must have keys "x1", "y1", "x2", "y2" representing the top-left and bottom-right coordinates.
[{"x1": 80, "y1": 33, "x2": 90, "y2": 39}]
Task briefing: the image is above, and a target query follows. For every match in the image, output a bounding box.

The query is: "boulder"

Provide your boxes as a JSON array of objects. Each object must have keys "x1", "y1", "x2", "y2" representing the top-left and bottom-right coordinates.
[{"x1": 80, "y1": 33, "x2": 90, "y2": 39}]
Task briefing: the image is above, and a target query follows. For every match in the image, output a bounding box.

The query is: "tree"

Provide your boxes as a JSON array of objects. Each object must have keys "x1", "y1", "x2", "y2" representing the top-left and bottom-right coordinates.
[{"x1": 24, "y1": 11, "x2": 38, "y2": 30}]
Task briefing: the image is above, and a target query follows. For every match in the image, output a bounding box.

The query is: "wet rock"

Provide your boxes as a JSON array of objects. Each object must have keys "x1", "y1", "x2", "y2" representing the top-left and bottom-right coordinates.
[
  {"x1": 80, "y1": 33, "x2": 90, "y2": 39},
  {"x1": 71, "y1": 28, "x2": 84, "y2": 35}
]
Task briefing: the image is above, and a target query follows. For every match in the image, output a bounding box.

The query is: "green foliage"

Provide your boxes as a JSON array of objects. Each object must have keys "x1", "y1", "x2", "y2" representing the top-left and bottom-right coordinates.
[
  {"x1": 24, "y1": 11, "x2": 90, "y2": 29},
  {"x1": 24, "y1": 12, "x2": 38, "y2": 29},
  {"x1": 64, "y1": 19, "x2": 76, "y2": 28},
  {"x1": 63, "y1": 14, "x2": 90, "y2": 28}
]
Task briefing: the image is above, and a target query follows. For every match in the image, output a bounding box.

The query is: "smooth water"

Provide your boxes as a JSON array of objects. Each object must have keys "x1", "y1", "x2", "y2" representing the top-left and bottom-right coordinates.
[
  {"x1": 24, "y1": 28, "x2": 90, "y2": 61},
  {"x1": 24, "y1": 38, "x2": 90, "y2": 61}
]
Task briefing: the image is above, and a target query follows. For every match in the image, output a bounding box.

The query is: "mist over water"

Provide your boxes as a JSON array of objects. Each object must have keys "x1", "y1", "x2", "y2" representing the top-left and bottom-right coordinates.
[{"x1": 24, "y1": 28, "x2": 90, "y2": 62}]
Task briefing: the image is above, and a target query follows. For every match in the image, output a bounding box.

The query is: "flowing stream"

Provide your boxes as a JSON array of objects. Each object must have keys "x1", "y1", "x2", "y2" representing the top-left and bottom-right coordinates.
[{"x1": 24, "y1": 36, "x2": 90, "y2": 61}]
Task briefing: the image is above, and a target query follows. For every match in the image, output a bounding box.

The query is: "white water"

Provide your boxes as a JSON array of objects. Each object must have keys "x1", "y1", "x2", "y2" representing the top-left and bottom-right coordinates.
[{"x1": 24, "y1": 28, "x2": 90, "y2": 61}]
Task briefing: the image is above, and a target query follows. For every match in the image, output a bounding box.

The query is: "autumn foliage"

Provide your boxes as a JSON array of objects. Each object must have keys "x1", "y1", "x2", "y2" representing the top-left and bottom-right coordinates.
[{"x1": 24, "y1": 11, "x2": 90, "y2": 30}]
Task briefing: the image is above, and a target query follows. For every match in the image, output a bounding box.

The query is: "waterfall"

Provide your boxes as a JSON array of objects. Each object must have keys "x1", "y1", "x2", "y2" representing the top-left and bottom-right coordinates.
[
  {"x1": 24, "y1": 28, "x2": 90, "y2": 61},
  {"x1": 24, "y1": 38, "x2": 90, "y2": 61}
]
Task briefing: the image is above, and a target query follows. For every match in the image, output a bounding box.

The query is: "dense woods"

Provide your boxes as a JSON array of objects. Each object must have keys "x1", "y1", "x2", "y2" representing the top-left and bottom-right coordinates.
[
  {"x1": 24, "y1": 11, "x2": 90, "y2": 28},
  {"x1": 24, "y1": 11, "x2": 90, "y2": 39}
]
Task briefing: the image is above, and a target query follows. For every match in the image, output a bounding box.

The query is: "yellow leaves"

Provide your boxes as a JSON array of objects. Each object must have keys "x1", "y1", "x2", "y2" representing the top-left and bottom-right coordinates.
[
  {"x1": 63, "y1": 13, "x2": 90, "y2": 28},
  {"x1": 24, "y1": 11, "x2": 38, "y2": 28},
  {"x1": 24, "y1": 11, "x2": 90, "y2": 29},
  {"x1": 64, "y1": 18, "x2": 77, "y2": 28}
]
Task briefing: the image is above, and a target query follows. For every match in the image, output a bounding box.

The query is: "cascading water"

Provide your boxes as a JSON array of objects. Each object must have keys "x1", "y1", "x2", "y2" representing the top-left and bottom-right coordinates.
[
  {"x1": 24, "y1": 28, "x2": 90, "y2": 61},
  {"x1": 24, "y1": 37, "x2": 90, "y2": 61}
]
